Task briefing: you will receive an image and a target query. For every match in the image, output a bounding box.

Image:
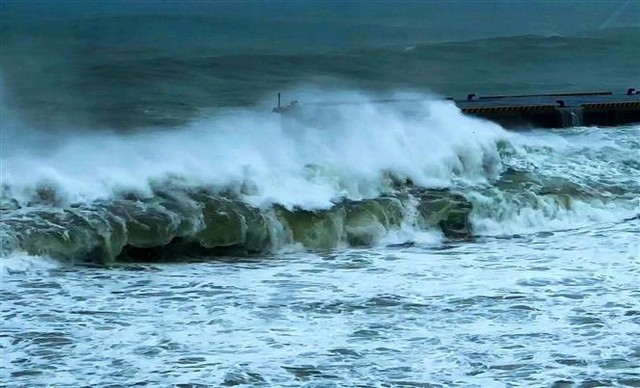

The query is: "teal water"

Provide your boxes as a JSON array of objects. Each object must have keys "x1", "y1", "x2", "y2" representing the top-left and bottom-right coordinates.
[{"x1": 1, "y1": 2, "x2": 640, "y2": 386}]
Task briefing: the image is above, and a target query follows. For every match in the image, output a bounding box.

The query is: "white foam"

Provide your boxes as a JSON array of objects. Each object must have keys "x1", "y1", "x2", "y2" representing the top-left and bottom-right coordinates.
[
  {"x1": 470, "y1": 125, "x2": 640, "y2": 235},
  {"x1": 470, "y1": 193, "x2": 638, "y2": 236},
  {"x1": 0, "y1": 253, "x2": 61, "y2": 276},
  {"x1": 3, "y1": 88, "x2": 638, "y2": 237},
  {"x1": 2, "y1": 90, "x2": 508, "y2": 210}
]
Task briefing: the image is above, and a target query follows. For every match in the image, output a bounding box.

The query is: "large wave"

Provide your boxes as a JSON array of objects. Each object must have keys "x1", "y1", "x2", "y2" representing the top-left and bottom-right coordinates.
[{"x1": 1, "y1": 89, "x2": 638, "y2": 264}]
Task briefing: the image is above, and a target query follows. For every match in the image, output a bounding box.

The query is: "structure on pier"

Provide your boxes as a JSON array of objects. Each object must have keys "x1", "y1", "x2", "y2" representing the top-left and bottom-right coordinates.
[{"x1": 273, "y1": 89, "x2": 640, "y2": 129}]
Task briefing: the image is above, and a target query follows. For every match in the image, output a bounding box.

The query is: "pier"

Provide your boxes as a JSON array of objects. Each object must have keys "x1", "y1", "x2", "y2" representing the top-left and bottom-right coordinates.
[{"x1": 274, "y1": 89, "x2": 640, "y2": 129}]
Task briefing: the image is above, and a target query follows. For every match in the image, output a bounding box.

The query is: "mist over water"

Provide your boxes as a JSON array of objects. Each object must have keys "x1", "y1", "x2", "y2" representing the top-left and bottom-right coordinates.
[
  {"x1": 2, "y1": 91, "x2": 504, "y2": 206},
  {"x1": 1, "y1": 1, "x2": 640, "y2": 386}
]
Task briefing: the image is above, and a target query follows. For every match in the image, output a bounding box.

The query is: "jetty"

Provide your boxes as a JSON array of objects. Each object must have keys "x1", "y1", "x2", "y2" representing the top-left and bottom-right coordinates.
[{"x1": 273, "y1": 89, "x2": 640, "y2": 129}]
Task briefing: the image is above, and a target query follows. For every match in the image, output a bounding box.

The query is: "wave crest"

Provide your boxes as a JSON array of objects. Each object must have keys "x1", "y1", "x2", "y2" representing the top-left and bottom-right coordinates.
[{"x1": 1, "y1": 187, "x2": 473, "y2": 263}]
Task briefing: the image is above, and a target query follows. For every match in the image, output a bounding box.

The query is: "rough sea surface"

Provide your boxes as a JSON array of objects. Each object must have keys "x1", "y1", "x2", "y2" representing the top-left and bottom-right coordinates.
[{"x1": 1, "y1": 1, "x2": 640, "y2": 386}]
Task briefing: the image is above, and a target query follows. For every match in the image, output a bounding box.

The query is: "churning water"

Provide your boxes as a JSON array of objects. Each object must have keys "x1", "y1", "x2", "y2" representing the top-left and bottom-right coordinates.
[
  {"x1": 1, "y1": 1, "x2": 640, "y2": 386},
  {"x1": 2, "y1": 106, "x2": 639, "y2": 386}
]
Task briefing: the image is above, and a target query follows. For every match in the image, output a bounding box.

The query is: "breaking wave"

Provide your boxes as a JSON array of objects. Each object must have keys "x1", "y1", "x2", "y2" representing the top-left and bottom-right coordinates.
[{"x1": 1, "y1": 90, "x2": 638, "y2": 263}]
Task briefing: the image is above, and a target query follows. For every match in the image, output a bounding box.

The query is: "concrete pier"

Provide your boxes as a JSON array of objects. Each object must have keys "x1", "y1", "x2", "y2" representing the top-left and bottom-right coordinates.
[
  {"x1": 457, "y1": 89, "x2": 640, "y2": 128},
  {"x1": 274, "y1": 89, "x2": 640, "y2": 129}
]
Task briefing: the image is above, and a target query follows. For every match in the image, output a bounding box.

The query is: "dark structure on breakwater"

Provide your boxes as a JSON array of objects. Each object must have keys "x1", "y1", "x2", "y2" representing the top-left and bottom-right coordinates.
[
  {"x1": 273, "y1": 89, "x2": 640, "y2": 129},
  {"x1": 457, "y1": 89, "x2": 640, "y2": 128}
]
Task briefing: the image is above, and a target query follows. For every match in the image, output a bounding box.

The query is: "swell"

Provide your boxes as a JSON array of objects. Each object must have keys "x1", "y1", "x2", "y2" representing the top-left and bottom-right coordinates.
[
  {"x1": 0, "y1": 186, "x2": 472, "y2": 263},
  {"x1": 2, "y1": 170, "x2": 636, "y2": 264},
  {"x1": 2, "y1": 96, "x2": 639, "y2": 264}
]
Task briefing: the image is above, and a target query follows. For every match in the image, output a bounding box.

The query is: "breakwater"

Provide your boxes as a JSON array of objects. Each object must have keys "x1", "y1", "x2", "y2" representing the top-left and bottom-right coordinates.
[{"x1": 274, "y1": 89, "x2": 640, "y2": 128}]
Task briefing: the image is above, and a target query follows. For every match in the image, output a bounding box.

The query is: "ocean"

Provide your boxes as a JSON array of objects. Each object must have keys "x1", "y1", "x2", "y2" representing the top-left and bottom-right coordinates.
[{"x1": 1, "y1": 1, "x2": 639, "y2": 386}]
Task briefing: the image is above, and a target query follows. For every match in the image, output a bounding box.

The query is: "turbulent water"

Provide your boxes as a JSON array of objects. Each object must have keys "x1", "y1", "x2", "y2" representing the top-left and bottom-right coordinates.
[{"x1": 2, "y1": 1, "x2": 640, "y2": 386}]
